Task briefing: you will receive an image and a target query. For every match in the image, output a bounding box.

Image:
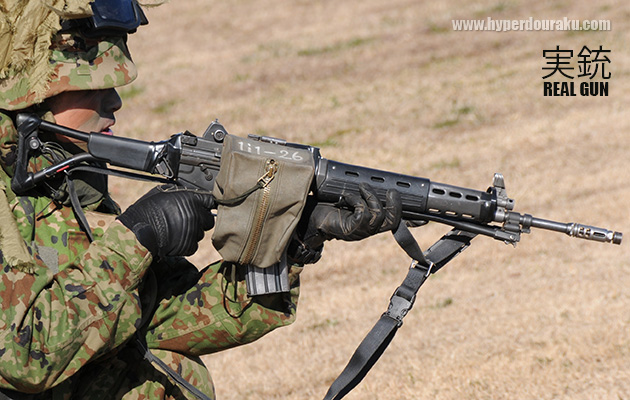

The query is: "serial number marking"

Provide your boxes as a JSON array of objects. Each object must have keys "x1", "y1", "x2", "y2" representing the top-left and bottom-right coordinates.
[{"x1": 237, "y1": 140, "x2": 304, "y2": 161}]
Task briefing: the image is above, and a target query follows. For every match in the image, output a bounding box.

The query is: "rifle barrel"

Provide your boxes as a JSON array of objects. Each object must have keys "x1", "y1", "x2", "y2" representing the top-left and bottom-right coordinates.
[{"x1": 530, "y1": 216, "x2": 622, "y2": 244}]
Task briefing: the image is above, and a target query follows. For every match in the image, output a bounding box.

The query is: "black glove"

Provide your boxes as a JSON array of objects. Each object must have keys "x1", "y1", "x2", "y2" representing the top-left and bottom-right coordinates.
[
  {"x1": 294, "y1": 183, "x2": 402, "y2": 258},
  {"x1": 117, "y1": 185, "x2": 214, "y2": 257}
]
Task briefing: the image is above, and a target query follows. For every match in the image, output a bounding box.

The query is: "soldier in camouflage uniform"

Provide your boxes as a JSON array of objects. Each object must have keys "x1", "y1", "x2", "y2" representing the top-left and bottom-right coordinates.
[{"x1": 0, "y1": 1, "x2": 402, "y2": 399}]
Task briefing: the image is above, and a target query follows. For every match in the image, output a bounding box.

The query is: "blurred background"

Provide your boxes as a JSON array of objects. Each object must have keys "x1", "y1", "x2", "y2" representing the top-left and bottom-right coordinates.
[{"x1": 111, "y1": 0, "x2": 630, "y2": 398}]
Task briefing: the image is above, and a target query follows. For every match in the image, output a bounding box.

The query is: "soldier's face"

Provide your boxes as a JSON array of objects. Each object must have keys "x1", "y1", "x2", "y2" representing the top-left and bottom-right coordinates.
[{"x1": 48, "y1": 89, "x2": 122, "y2": 134}]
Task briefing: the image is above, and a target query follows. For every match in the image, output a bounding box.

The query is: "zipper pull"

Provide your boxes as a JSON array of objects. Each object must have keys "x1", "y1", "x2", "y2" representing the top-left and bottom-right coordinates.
[{"x1": 257, "y1": 159, "x2": 278, "y2": 187}]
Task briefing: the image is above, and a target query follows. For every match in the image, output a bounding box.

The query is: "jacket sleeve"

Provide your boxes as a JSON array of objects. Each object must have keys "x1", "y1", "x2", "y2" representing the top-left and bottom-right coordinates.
[
  {"x1": 144, "y1": 260, "x2": 303, "y2": 356},
  {"x1": 0, "y1": 221, "x2": 153, "y2": 393}
]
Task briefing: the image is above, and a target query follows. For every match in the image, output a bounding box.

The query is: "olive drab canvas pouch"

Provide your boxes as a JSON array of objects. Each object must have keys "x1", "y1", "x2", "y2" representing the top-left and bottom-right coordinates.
[{"x1": 211, "y1": 134, "x2": 315, "y2": 270}]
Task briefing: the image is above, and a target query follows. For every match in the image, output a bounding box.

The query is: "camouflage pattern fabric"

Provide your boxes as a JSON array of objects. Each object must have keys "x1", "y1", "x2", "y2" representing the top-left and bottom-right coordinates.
[
  {"x1": 0, "y1": 0, "x2": 94, "y2": 111},
  {"x1": 0, "y1": 113, "x2": 303, "y2": 399},
  {"x1": 0, "y1": 32, "x2": 137, "y2": 111}
]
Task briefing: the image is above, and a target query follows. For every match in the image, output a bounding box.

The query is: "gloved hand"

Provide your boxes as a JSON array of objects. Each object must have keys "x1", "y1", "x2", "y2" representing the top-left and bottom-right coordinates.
[
  {"x1": 117, "y1": 185, "x2": 214, "y2": 257},
  {"x1": 289, "y1": 183, "x2": 402, "y2": 264}
]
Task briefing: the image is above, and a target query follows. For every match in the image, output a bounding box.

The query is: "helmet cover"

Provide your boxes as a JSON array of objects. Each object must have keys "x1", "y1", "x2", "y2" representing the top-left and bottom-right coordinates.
[{"x1": 0, "y1": 0, "x2": 139, "y2": 111}]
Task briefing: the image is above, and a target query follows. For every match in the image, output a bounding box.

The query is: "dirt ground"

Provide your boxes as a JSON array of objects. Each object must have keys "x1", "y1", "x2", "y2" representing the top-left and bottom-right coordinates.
[{"x1": 110, "y1": 0, "x2": 630, "y2": 398}]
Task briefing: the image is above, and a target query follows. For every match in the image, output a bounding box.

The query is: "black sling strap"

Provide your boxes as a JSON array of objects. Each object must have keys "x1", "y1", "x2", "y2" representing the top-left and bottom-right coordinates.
[
  {"x1": 65, "y1": 175, "x2": 95, "y2": 242},
  {"x1": 135, "y1": 336, "x2": 213, "y2": 400},
  {"x1": 323, "y1": 224, "x2": 477, "y2": 400}
]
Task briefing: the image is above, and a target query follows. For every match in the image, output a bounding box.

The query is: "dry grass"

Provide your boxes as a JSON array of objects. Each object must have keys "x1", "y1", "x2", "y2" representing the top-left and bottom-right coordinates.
[{"x1": 110, "y1": 0, "x2": 630, "y2": 399}]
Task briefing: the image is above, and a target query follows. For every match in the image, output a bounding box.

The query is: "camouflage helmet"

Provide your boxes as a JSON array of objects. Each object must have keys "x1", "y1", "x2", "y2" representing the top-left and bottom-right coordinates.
[{"x1": 0, "y1": 0, "x2": 145, "y2": 111}]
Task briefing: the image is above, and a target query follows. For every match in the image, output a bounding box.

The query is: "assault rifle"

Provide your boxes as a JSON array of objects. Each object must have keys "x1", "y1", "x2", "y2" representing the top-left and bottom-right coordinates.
[
  {"x1": 13, "y1": 113, "x2": 622, "y2": 247},
  {"x1": 12, "y1": 113, "x2": 623, "y2": 400}
]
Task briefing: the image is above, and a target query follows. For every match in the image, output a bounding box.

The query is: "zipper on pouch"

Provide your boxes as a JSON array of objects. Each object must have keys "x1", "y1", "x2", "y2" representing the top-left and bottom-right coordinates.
[{"x1": 240, "y1": 159, "x2": 278, "y2": 265}]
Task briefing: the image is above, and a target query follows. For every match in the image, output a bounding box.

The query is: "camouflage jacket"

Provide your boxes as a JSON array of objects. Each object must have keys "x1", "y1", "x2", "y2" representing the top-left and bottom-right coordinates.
[{"x1": 0, "y1": 113, "x2": 302, "y2": 399}]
